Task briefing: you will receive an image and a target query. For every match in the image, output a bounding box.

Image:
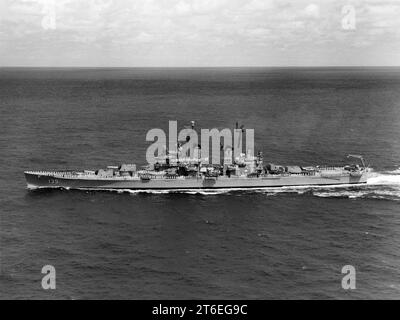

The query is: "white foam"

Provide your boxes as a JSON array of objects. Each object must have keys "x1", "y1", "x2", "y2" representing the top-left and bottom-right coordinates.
[
  {"x1": 384, "y1": 167, "x2": 400, "y2": 175},
  {"x1": 367, "y1": 168, "x2": 400, "y2": 186},
  {"x1": 313, "y1": 188, "x2": 400, "y2": 201},
  {"x1": 312, "y1": 169, "x2": 400, "y2": 200}
]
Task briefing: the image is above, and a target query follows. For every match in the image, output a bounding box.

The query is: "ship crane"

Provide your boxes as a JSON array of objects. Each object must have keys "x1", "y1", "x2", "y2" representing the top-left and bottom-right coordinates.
[{"x1": 347, "y1": 154, "x2": 367, "y2": 169}]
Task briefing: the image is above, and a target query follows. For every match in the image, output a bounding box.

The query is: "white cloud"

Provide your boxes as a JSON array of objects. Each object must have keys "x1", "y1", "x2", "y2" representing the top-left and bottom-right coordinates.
[
  {"x1": 303, "y1": 3, "x2": 320, "y2": 18},
  {"x1": 1, "y1": 0, "x2": 400, "y2": 66},
  {"x1": 243, "y1": 0, "x2": 274, "y2": 11},
  {"x1": 135, "y1": 31, "x2": 154, "y2": 42},
  {"x1": 175, "y1": 1, "x2": 192, "y2": 15}
]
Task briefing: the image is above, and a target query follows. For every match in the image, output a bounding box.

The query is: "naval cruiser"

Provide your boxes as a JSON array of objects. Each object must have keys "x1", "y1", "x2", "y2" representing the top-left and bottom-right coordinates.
[{"x1": 24, "y1": 153, "x2": 371, "y2": 191}]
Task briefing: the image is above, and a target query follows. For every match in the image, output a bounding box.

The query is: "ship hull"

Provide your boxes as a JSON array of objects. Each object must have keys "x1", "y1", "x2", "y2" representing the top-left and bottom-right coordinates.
[{"x1": 25, "y1": 171, "x2": 369, "y2": 190}]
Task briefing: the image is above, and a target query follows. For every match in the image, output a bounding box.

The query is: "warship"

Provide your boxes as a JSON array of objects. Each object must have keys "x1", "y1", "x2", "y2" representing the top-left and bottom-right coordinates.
[
  {"x1": 25, "y1": 121, "x2": 371, "y2": 191},
  {"x1": 24, "y1": 152, "x2": 371, "y2": 191}
]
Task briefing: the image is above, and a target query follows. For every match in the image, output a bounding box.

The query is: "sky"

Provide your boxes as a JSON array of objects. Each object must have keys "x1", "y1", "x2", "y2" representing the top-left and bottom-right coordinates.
[{"x1": 0, "y1": 0, "x2": 399, "y2": 67}]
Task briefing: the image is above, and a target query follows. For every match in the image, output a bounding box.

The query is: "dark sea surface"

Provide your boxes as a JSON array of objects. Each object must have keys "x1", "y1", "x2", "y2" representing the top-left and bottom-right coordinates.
[{"x1": 1, "y1": 67, "x2": 400, "y2": 299}]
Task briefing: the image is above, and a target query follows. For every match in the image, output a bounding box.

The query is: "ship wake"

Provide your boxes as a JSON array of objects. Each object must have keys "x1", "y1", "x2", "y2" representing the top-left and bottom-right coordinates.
[{"x1": 311, "y1": 168, "x2": 400, "y2": 201}]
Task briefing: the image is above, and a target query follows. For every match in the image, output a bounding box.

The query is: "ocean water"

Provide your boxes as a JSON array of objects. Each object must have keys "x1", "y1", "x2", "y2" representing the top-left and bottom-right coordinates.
[{"x1": 1, "y1": 67, "x2": 400, "y2": 299}]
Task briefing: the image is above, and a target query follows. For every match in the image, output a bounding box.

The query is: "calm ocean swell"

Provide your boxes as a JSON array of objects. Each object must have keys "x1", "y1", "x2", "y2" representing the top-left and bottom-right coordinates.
[{"x1": 1, "y1": 67, "x2": 400, "y2": 299}]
